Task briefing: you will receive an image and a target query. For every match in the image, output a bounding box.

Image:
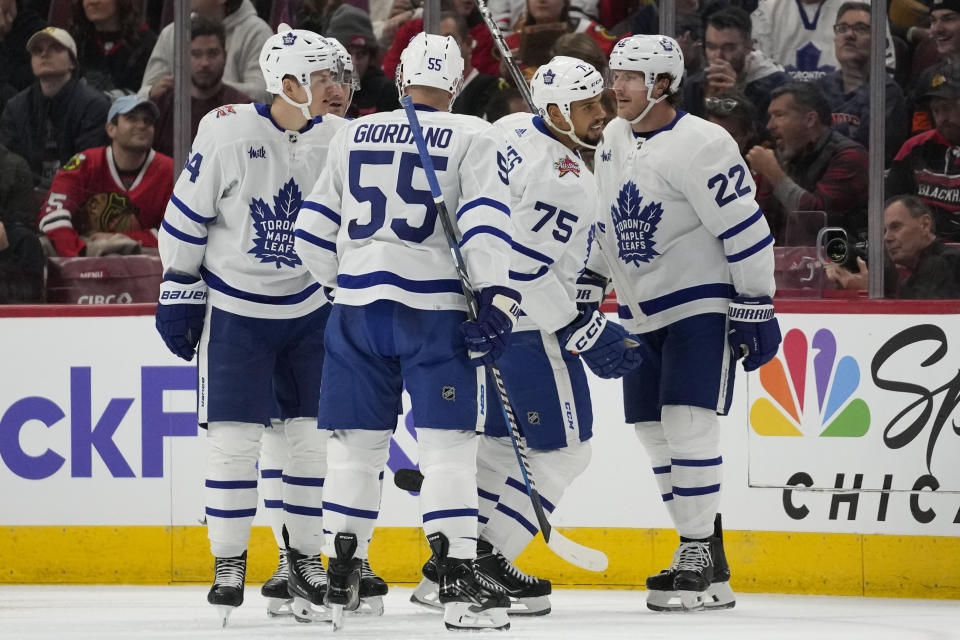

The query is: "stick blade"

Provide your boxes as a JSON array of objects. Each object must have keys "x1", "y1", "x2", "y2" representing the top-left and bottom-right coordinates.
[{"x1": 545, "y1": 530, "x2": 608, "y2": 572}]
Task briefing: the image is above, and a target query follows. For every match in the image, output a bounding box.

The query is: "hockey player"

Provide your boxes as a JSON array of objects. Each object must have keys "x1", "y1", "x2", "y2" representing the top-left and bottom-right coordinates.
[
  {"x1": 409, "y1": 56, "x2": 646, "y2": 616},
  {"x1": 591, "y1": 35, "x2": 781, "y2": 612},
  {"x1": 293, "y1": 32, "x2": 517, "y2": 632},
  {"x1": 326, "y1": 38, "x2": 358, "y2": 119},
  {"x1": 154, "y1": 25, "x2": 347, "y2": 626}
]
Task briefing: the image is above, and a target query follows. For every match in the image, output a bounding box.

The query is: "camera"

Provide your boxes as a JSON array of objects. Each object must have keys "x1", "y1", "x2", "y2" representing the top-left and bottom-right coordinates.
[{"x1": 824, "y1": 236, "x2": 868, "y2": 265}]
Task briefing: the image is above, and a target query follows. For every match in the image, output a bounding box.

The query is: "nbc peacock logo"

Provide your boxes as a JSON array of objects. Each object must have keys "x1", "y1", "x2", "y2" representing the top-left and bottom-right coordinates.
[{"x1": 750, "y1": 328, "x2": 870, "y2": 437}]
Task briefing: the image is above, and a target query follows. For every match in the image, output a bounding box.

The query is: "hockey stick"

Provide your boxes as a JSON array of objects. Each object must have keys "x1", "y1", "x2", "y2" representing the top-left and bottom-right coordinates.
[
  {"x1": 472, "y1": 0, "x2": 533, "y2": 108},
  {"x1": 400, "y1": 95, "x2": 608, "y2": 572}
]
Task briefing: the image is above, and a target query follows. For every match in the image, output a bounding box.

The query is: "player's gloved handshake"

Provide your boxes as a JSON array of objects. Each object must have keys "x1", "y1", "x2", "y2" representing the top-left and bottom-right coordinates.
[
  {"x1": 557, "y1": 308, "x2": 646, "y2": 378},
  {"x1": 155, "y1": 273, "x2": 208, "y2": 361},
  {"x1": 461, "y1": 286, "x2": 522, "y2": 367},
  {"x1": 727, "y1": 295, "x2": 781, "y2": 372}
]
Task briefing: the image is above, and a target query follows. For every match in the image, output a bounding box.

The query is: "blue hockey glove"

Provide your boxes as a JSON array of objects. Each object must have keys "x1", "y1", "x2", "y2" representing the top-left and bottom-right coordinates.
[
  {"x1": 461, "y1": 286, "x2": 521, "y2": 367},
  {"x1": 574, "y1": 268, "x2": 612, "y2": 311},
  {"x1": 557, "y1": 308, "x2": 646, "y2": 378},
  {"x1": 727, "y1": 295, "x2": 782, "y2": 372},
  {"x1": 155, "y1": 273, "x2": 207, "y2": 361}
]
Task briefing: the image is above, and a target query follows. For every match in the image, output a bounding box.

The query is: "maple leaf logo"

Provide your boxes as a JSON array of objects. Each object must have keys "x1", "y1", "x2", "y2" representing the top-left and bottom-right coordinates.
[
  {"x1": 610, "y1": 181, "x2": 662, "y2": 266},
  {"x1": 248, "y1": 178, "x2": 303, "y2": 269}
]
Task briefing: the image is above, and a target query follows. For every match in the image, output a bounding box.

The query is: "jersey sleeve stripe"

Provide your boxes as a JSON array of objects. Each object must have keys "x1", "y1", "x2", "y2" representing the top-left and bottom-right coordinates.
[
  {"x1": 456, "y1": 196, "x2": 511, "y2": 220},
  {"x1": 718, "y1": 208, "x2": 763, "y2": 240},
  {"x1": 726, "y1": 234, "x2": 773, "y2": 263},
  {"x1": 301, "y1": 199, "x2": 342, "y2": 225},
  {"x1": 294, "y1": 228, "x2": 337, "y2": 253},
  {"x1": 618, "y1": 282, "x2": 737, "y2": 318},
  {"x1": 162, "y1": 220, "x2": 207, "y2": 245},
  {"x1": 38, "y1": 211, "x2": 71, "y2": 227},
  {"x1": 170, "y1": 193, "x2": 216, "y2": 223},
  {"x1": 510, "y1": 241, "x2": 555, "y2": 265},
  {"x1": 337, "y1": 270, "x2": 464, "y2": 294},
  {"x1": 200, "y1": 266, "x2": 322, "y2": 304},
  {"x1": 509, "y1": 265, "x2": 549, "y2": 281},
  {"x1": 459, "y1": 225, "x2": 511, "y2": 248},
  {"x1": 38, "y1": 217, "x2": 73, "y2": 232}
]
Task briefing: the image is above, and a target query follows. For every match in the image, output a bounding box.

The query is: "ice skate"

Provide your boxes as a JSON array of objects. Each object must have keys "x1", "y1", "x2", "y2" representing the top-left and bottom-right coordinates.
[
  {"x1": 261, "y1": 551, "x2": 293, "y2": 617},
  {"x1": 410, "y1": 553, "x2": 442, "y2": 611},
  {"x1": 325, "y1": 532, "x2": 362, "y2": 631},
  {"x1": 647, "y1": 514, "x2": 736, "y2": 612},
  {"x1": 475, "y1": 539, "x2": 551, "y2": 616},
  {"x1": 429, "y1": 532, "x2": 510, "y2": 631},
  {"x1": 287, "y1": 547, "x2": 331, "y2": 623},
  {"x1": 207, "y1": 551, "x2": 246, "y2": 627},
  {"x1": 351, "y1": 558, "x2": 387, "y2": 616}
]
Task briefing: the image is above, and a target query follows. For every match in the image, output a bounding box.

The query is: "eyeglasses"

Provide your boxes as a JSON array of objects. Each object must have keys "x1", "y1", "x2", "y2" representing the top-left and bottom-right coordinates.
[
  {"x1": 833, "y1": 22, "x2": 870, "y2": 36},
  {"x1": 705, "y1": 96, "x2": 739, "y2": 114}
]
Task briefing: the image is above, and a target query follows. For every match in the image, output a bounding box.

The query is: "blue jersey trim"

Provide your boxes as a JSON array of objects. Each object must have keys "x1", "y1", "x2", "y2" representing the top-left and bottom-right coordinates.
[
  {"x1": 505, "y1": 476, "x2": 555, "y2": 512},
  {"x1": 283, "y1": 503, "x2": 324, "y2": 517},
  {"x1": 205, "y1": 479, "x2": 257, "y2": 489},
  {"x1": 170, "y1": 193, "x2": 214, "y2": 224},
  {"x1": 422, "y1": 507, "x2": 478, "y2": 522},
  {"x1": 661, "y1": 492, "x2": 674, "y2": 502},
  {"x1": 718, "y1": 208, "x2": 763, "y2": 240},
  {"x1": 413, "y1": 104, "x2": 439, "y2": 112},
  {"x1": 260, "y1": 469, "x2": 282, "y2": 479},
  {"x1": 323, "y1": 501, "x2": 379, "y2": 519},
  {"x1": 254, "y1": 102, "x2": 322, "y2": 133},
  {"x1": 337, "y1": 271, "x2": 463, "y2": 294},
  {"x1": 635, "y1": 109, "x2": 687, "y2": 142},
  {"x1": 652, "y1": 465, "x2": 671, "y2": 474},
  {"x1": 672, "y1": 483, "x2": 721, "y2": 497},
  {"x1": 495, "y1": 502, "x2": 538, "y2": 536},
  {"x1": 205, "y1": 506, "x2": 257, "y2": 519},
  {"x1": 460, "y1": 225, "x2": 511, "y2": 248},
  {"x1": 282, "y1": 474, "x2": 325, "y2": 487},
  {"x1": 200, "y1": 266, "x2": 322, "y2": 305},
  {"x1": 263, "y1": 499, "x2": 283, "y2": 509},
  {"x1": 294, "y1": 228, "x2": 337, "y2": 253},
  {"x1": 301, "y1": 200, "x2": 342, "y2": 226},
  {"x1": 727, "y1": 234, "x2": 774, "y2": 263},
  {"x1": 618, "y1": 283, "x2": 736, "y2": 318},
  {"x1": 162, "y1": 220, "x2": 207, "y2": 245},
  {"x1": 509, "y1": 265, "x2": 549, "y2": 281},
  {"x1": 511, "y1": 241, "x2": 554, "y2": 265},
  {"x1": 532, "y1": 115, "x2": 562, "y2": 143},
  {"x1": 671, "y1": 456, "x2": 723, "y2": 467},
  {"x1": 456, "y1": 197, "x2": 511, "y2": 220},
  {"x1": 478, "y1": 488, "x2": 499, "y2": 502}
]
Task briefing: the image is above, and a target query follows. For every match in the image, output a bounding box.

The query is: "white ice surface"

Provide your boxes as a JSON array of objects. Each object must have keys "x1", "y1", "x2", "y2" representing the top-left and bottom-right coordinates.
[{"x1": 0, "y1": 586, "x2": 957, "y2": 640}]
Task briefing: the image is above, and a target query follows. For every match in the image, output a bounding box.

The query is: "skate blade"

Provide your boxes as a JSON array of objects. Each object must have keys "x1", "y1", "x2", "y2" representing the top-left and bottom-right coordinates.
[
  {"x1": 291, "y1": 596, "x2": 332, "y2": 624},
  {"x1": 506, "y1": 595, "x2": 551, "y2": 616},
  {"x1": 678, "y1": 590, "x2": 706, "y2": 611},
  {"x1": 410, "y1": 578, "x2": 443, "y2": 612},
  {"x1": 213, "y1": 604, "x2": 236, "y2": 627},
  {"x1": 348, "y1": 596, "x2": 384, "y2": 616},
  {"x1": 266, "y1": 597, "x2": 294, "y2": 618},
  {"x1": 443, "y1": 601, "x2": 510, "y2": 631},
  {"x1": 331, "y1": 603, "x2": 345, "y2": 631},
  {"x1": 648, "y1": 584, "x2": 736, "y2": 612}
]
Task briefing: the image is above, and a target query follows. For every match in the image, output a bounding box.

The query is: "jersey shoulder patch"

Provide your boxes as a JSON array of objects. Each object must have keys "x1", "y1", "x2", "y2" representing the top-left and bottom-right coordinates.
[{"x1": 63, "y1": 153, "x2": 87, "y2": 171}]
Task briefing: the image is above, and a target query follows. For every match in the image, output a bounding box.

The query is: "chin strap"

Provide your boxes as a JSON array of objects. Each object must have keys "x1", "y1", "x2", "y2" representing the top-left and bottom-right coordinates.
[
  {"x1": 628, "y1": 85, "x2": 669, "y2": 124},
  {"x1": 280, "y1": 83, "x2": 315, "y2": 120},
  {"x1": 547, "y1": 114, "x2": 598, "y2": 150}
]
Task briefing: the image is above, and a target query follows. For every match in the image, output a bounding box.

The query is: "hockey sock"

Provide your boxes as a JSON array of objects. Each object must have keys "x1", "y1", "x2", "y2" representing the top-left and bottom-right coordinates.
[
  {"x1": 661, "y1": 405, "x2": 722, "y2": 540},
  {"x1": 322, "y1": 429, "x2": 391, "y2": 559},
  {"x1": 476, "y1": 436, "x2": 515, "y2": 535},
  {"x1": 633, "y1": 421, "x2": 680, "y2": 526},
  {"x1": 481, "y1": 439, "x2": 591, "y2": 561},
  {"x1": 205, "y1": 421, "x2": 264, "y2": 558},
  {"x1": 283, "y1": 417, "x2": 328, "y2": 556},
  {"x1": 417, "y1": 428, "x2": 479, "y2": 560},
  {"x1": 259, "y1": 419, "x2": 287, "y2": 549}
]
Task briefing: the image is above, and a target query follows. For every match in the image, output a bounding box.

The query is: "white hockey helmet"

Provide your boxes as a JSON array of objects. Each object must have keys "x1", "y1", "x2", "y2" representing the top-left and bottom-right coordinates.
[
  {"x1": 395, "y1": 32, "x2": 464, "y2": 106},
  {"x1": 609, "y1": 35, "x2": 684, "y2": 123},
  {"x1": 530, "y1": 56, "x2": 605, "y2": 148},
  {"x1": 327, "y1": 36, "x2": 358, "y2": 111},
  {"x1": 259, "y1": 24, "x2": 342, "y2": 118}
]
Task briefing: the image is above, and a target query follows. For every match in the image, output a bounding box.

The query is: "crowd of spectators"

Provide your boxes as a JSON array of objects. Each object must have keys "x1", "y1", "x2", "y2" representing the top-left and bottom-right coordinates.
[{"x1": 0, "y1": 0, "x2": 959, "y2": 302}]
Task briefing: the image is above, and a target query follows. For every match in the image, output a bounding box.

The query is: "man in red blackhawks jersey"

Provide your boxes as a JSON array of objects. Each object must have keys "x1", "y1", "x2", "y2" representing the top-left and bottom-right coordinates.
[{"x1": 38, "y1": 94, "x2": 173, "y2": 257}]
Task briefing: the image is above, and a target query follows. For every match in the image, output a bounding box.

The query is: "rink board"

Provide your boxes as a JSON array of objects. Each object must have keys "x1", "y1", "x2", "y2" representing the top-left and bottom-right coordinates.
[{"x1": 1, "y1": 302, "x2": 959, "y2": 597}]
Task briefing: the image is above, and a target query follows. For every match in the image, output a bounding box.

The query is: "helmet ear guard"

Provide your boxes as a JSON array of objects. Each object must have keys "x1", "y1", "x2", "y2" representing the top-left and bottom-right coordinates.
[
  {"x1": 395, "y1": 32, "x2": 465, "y2": 108},
  {"x1": 608, "y1": 35, "x2": 684, "y2": 124},
  {"x1": 530, "y1": 56, "x2": 605, "y2": 149},
  {"x1": 259, "y1": 24, "x2": 342, "y2": 119}
]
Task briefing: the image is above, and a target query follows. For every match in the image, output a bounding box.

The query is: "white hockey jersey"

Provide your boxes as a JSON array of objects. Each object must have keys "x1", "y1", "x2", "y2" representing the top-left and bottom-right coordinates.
[
  {"x1": 159, "y1": 103, "x2": 347, "y2": 319},
  {"x1": 495, "y1": 112, "x2": 596, "y2": 333},
  {"x1": 591, "y1": 112, "x2": 775, "y2": 333},
  {"x1": 751, "y1": 0, "x2": 895, "y2": 81},
  {"x1": 294, "y1": 105, "x2": 514, "y2": 312}
]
